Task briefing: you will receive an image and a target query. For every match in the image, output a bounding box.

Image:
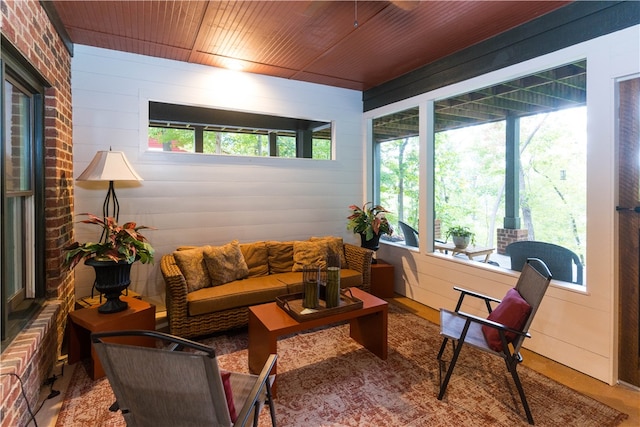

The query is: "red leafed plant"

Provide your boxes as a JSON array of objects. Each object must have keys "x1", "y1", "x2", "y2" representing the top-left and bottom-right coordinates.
[{"x1": 63, "y1": 213, "x2": 155, "y2": 269}]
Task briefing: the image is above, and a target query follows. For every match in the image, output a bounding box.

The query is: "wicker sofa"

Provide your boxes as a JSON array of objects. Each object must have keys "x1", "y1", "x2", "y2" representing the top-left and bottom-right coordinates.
[{"x1": 161, "y1": 237, "x2": 373, "y2": 339}]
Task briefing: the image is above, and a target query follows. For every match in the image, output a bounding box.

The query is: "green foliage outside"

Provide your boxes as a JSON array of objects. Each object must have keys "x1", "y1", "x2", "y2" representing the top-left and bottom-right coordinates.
[
  {"x1": 149, "y1": 127, "x2": 331, "y2": 159},
  {"x1": 149, "y1": 127, "x2": 194, "y2": 152},
  {"x1": 378, "y1": 106, "x2": 586, "y2": 265},
  {"x1": 378, "y1": 136, "x2": 420, "y2": 234}
]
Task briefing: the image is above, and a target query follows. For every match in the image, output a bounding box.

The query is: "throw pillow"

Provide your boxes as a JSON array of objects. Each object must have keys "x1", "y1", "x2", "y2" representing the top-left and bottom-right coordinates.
[
  {"x1": 309, "y1": 236, "x2": 347, "y2": 267},
  {"x1": 266, "y1": 241, "x2": 295, "y2": 273},
  {"x1": 172, "y1": 246, "x2": 211, "y2": 292},
  {"x1": 220, "y1": 371, "x2": 237, "y2": 422},
  {"x1": 292, "y1": 240, "x2": 330, "y2": 271},
  {"x1": 481, "y1": 288, "x2": 532, "y2": 352},
  {"x1": 203, "y1": 240, "x2": 250, "y2": 286},
  {"x1": 240, "y1": 241, "x2": 269, "y2": 277}
]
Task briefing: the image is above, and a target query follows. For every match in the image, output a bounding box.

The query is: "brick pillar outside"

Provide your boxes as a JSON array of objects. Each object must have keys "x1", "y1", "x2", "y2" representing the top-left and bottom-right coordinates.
[
  {"x1": 497, "y1": 228, "x2": 529, "y2": 254},
  {"x1": 434, "y1": 219, "x2": 442, "y2": 240}
]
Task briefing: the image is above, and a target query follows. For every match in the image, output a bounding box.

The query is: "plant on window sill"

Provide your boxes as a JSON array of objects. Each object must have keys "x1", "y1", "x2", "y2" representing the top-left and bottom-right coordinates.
[{"x1": 347, "y1": 202, "x2": 394, "y2": 241}]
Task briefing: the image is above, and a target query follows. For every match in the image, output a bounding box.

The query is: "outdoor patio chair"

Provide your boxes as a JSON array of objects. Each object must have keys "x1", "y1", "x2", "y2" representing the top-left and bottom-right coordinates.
[
  {"x1": 398, "y1": 221, "x2": 419, "y2": 247},
  {"x1": 506, "y1": 240, "x2": 583, "y2": 285},
  {"x1": 436, "y1": 258, "x2": 552, "y2": 425},
  {"x1": 92, "y1": 330, "x2": 277, "y2": 427}
]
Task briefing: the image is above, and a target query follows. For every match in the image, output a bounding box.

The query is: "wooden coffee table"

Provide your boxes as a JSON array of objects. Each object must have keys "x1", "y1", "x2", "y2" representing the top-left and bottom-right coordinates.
[{"x1": 248, "y1": 287, "x2": 388, "y2": 397}]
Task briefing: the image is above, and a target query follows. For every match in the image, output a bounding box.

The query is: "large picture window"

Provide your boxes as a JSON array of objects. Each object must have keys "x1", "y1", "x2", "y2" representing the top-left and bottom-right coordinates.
[{"x1": 433, "y1": 60, "x2": 587, "y2": 286}]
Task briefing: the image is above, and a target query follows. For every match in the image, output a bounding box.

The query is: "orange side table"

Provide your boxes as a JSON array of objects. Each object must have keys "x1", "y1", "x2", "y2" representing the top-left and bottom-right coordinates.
[
  {"x1": 370, "y1": 259, "x2": 395, "y2": 298},
  {"x1": 67, "y1": 296, "x2": 156, "y2": 380}
]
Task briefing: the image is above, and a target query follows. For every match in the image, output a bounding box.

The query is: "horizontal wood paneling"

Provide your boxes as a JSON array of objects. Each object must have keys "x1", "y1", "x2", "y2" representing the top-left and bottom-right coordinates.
[{"x1": 71, "y1": 45, "x2": 363, "y2": 298}]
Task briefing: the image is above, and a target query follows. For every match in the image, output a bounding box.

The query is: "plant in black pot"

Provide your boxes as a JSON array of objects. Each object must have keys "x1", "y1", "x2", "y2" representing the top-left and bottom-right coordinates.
[
  {"x1": 63, "y1": 213, "x2": 155, "y2": 314},
  {"x1": 445, "y1": 225, "x2": 475, "y2": 249},
  {"x1": 347, "y1": 202, "x2": 393, "y2": 257}
]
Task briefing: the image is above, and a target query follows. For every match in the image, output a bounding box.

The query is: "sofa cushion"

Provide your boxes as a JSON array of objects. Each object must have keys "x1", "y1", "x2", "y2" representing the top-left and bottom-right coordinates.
[
  {"x1": 338, "y1": 269, "x2": 363, "y2": 288},
  {"x1": 292, "y1": 240, "x2": 330, "y2": 271},
  {"x1": 203, "y1": 240, "x2": 250, "y2": 287},
  {"x1": 187, "y1": 276, "x2": 289, "y2": 315},
  {"x1": 266, "y1": 241, "x2": 294, "y2": 273},
  {"x1": 173, "y1": 246, "x2": 212, "y2": 292},
  {"x1": 240, "y1": 241, "x2": 269, "y2": 278},
  {"x1": 309, "y1": 236, "x2": 347, "y2": 267},
  {"x1": 276, "y1": 269, "x2": 363, "y2": 294},
  {"x1": 271, "y1": 272, "x2": 304, "y2": 294}
]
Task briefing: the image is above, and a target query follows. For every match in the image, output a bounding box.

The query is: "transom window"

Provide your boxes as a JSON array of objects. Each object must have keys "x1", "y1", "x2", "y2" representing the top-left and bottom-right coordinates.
[{"x1": 148, "y1": 102, "x2": 332, "y2": 159}]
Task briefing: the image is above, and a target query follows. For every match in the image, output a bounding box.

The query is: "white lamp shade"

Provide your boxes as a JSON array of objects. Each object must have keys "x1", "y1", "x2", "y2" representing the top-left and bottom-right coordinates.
[{"x1": 77, "y1": 150, "x2": 143, "y2": 182}]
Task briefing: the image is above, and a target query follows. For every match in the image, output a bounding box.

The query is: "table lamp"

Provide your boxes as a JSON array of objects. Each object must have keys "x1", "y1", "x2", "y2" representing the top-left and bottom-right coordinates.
[{"x1": 77, "y1": 149, "x2": 143, "y2": 225}]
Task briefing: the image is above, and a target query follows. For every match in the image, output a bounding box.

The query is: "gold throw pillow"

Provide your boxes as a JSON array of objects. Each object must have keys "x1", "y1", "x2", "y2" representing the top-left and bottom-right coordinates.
[
  {"x1": 292, "y1": 240, "x2": 330, "y2": 271},
  {"x1": 173, "y1": 246, "x2": 212, "y2": 293},
  {"x1": 203, "y1": 240, "x2": 250, "y2": 286}
]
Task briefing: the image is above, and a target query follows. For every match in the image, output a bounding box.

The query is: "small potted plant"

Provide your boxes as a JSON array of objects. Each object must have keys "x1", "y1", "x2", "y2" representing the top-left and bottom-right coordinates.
[
  {"x1": 63, "y1": 213, "x2": 155, "y2": 313},
  {"x1": 347, "y1": 202, "x2": 393, "y2": 251},
  {"x1": 445, "y1": 225, "x2": 475, "y2": 249}
]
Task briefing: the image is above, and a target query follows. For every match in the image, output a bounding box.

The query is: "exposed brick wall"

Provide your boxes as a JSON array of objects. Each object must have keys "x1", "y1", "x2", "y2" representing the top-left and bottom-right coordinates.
[
  {"x1": 1, "y1": 0, "x2": 74, "y2": 425},
  {"x1": 0, "y1": 303, "x2": 61, "y2": 426},
  {"x1": 497, "y1": 228, "x2": 529, "y2": 254}
]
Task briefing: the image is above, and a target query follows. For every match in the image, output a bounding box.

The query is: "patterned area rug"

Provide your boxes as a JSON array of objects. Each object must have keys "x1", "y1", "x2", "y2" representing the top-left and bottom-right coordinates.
[{"x1": 56, "y1": 304, "x2": 627, "y2": 426}]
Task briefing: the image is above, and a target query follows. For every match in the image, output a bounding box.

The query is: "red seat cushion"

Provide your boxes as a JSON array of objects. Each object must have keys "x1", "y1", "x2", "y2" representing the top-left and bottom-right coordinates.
[
  {"x1": 481, "y1": 288, "x2": 532, "y2": 352},
  {"x1": 221, "y1": 371, "x2": 237, "y2": 422}
]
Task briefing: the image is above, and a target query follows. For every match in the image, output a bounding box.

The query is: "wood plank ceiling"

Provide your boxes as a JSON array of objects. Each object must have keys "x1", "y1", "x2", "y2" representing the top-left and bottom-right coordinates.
[{"x1": 49, "y1": 0, "x2": 571, "y2": 92}]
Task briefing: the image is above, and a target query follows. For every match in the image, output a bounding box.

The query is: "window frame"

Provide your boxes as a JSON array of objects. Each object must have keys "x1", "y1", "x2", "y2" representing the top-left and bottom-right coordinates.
[
  {"x1": 147, "y1": 101, "x2": 334, "y2": 160},
  {"x1": 1, "y1": 40, "x2": 46, "y2": 347},
  {"x1": 368, "y1": 58, "x2": 589, "y2": 290}
]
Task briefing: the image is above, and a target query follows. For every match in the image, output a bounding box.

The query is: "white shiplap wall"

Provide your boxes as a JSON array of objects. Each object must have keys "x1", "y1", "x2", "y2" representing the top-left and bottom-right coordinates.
[
  {"x1": 370, "y1": 25, "x2": 640, "y2": 385},
  {"x1": 71, "y1": 45, "x2": 364, "y2": 299}
]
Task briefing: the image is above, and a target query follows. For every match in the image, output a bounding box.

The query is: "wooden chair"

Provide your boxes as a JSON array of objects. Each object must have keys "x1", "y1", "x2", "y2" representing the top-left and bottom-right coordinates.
[
  {"x1": 436, "y1": 258, "x2": 552, "y2": 425},
  {"x1": 92, "y1": 330, "x2": 277, "y2": 427}
]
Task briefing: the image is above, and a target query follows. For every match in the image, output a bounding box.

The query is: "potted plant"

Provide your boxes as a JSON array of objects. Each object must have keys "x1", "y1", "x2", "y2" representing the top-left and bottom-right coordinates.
[
  {"x1": 63, "y1": 213, "x2": 155, "y2": 313},
  {"x1": 347, "y1": 202, "x2": 393, "y2": 252},
  {"x1": 445, "y1": 225, "x2": 475, "y2": 249}
]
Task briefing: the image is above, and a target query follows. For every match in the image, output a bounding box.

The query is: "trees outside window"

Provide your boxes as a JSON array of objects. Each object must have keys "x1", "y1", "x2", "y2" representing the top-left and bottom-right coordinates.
[
  {"x1": 433, "y1": 60, "x2": 587, "y2": 284},
  {"x1": 147, "y1": 102, "x2": 332, "y2": 159},
  {"x1": 372, "y1": 61, "x2": 587, "y2": 286},
  {"x1": 374, "y1": 107, "x2": 420, "y2": 245}
]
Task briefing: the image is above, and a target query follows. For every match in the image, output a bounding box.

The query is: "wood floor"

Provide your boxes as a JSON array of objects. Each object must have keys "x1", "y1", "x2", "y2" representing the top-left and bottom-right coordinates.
[
  {"x1": 36, "y1": 294, "x2": 639, "y2": 426},
  {"x1": 392, "y1": 295, "x2": 640, "y2": 426}
]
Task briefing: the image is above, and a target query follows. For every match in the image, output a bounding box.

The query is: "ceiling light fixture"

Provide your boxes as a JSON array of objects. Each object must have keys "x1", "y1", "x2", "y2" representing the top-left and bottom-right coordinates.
[
  {"x1": 224, "y1": 58, "x2": 245, "y2": 71},
  {"x1": 354, "y1": 0, "x2": 358, "y2": 28}
]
